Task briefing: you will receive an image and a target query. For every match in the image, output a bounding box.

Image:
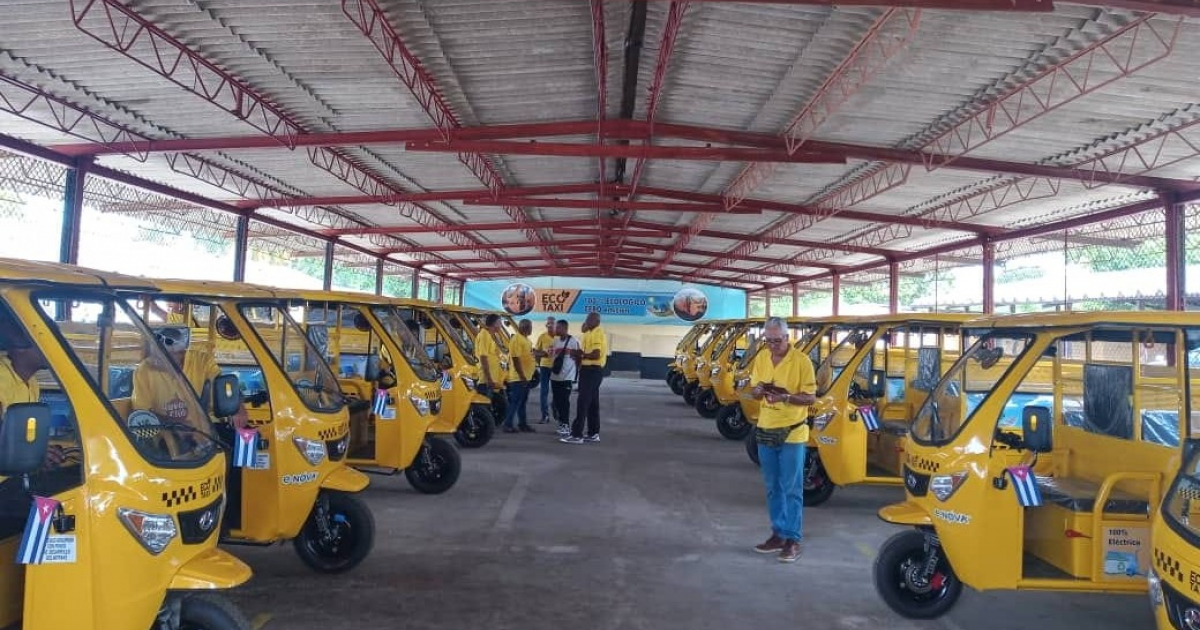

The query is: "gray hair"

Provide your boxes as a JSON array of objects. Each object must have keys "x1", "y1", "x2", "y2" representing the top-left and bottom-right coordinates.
[{"x1": 764, "y1": 316, "x2": 787, "y2": 331}]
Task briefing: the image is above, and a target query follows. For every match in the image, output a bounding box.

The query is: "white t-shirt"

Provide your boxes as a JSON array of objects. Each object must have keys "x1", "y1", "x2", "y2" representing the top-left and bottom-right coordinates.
[{"x1": 549, "y1": 335, "x2": 582, "y2": 382}]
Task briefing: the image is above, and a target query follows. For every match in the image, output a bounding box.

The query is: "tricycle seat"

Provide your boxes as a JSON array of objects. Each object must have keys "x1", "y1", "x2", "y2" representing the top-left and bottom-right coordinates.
[
  {"x1": 1034, "y1": 476, "x2": 1149, "y2": 516},
  {"x1": 881, "y1": 421, "x2": 908, "y2": 436}
]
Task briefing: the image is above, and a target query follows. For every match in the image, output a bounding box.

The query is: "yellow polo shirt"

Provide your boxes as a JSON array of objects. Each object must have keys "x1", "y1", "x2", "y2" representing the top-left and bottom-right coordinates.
[
  {"x1": 0, "y1": 354, "x2": 39, "y2": 412},
  {"x1": 750, "y1": 346, "x2": 816, "y2": 443},
  {"x1": 132, "y1": 360, "x2": 194, "y2": 422},
  {"x1": 535, "y1": 332, "x2": 555, "y2": 368},
  {"x1": 181, "y1": 346, "x2": 222, "y2": 395},
  {"x1": 474, "y1": 329, "x2": 509, "y2": 385},
  {"x1": 581, "y1": 326, "x2": 608, "y2": 368},
  {"x1": 508, "y1": 334, "x2": 535, "y2": 382}
]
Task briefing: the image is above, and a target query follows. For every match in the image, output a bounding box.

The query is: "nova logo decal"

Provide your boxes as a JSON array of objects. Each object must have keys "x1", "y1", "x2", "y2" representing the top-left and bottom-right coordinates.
[{"x1": 932, "y1": 509, "x2": 971, "y2": 525}]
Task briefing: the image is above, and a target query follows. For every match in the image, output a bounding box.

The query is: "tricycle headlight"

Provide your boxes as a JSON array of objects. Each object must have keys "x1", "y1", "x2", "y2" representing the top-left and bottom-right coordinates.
[
  {"x1": 461, "y1": 376, "x2": 476, "y2": 389},
  {"x1": 930, "y1": 472, "x2": 968, "y2": 502},
  {"x1": 292, "y1": 437, "x2": 327, "y2": 466},
  {"x1": 811, "y1": 412, "x2": 835, "y2": 431},
  {"x1": 1148, "y1": 568, "x2": 1164, "y2": 607},
  {"x1": 118, "y1": 508, "x2": 177, "y2": 555},
  {"x1": 736, "y1": 378, "x2": 750, "y2": 389},
  {"x1": 409, "y1": 395, "x2": 431, "y2": 416},
  {"x1": 710, "y1": 366, "x2": 721, "y2": 377}
]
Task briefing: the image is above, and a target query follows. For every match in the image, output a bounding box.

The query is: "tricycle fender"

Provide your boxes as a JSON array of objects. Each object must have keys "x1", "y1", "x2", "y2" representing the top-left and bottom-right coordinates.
[
  {"x1": 878, "y1": 501, "x2": 932, "y2": 526},
  {"x1": 321, "y1": 466, "x2": 370, "y2": 493},
  {"x1": 168, "y1": 548, "x2": 252, "y2": 591}
]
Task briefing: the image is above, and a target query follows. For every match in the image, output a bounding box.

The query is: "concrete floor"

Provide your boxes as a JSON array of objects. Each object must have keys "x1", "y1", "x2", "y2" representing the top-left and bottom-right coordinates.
[{"x1": 227, "y1": 378, "x2": 1155, "y2": 630}]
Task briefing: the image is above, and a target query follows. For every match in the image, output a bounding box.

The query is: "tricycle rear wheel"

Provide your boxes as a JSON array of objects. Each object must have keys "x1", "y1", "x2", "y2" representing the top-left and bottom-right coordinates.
[{"x1": 175, "y1": 593, "x2": 250, "y2": 630}]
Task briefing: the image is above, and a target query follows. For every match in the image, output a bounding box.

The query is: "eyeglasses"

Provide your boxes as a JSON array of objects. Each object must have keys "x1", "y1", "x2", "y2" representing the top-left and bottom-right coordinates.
[
  {"x1": 763, "y1": 337, "x2": 786, "y2": 344},
  {"x1": 156, "y1": 335, "x2": 183, "y2": 347}
]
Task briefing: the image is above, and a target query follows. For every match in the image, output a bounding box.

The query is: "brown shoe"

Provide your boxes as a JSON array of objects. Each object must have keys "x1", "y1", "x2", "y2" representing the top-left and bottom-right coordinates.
[
  {"x1": 753, "y1": 534, "x2": 786, "y2": 554},
  {"x1": 778, "y1": 540, "x2": 802, "y2": 563}
]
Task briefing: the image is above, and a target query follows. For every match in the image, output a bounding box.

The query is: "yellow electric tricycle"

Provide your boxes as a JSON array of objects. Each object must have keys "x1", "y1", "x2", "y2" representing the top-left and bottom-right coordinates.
[
  {"x1": 666, "y1": 323, "x2": 704, "y2": 395},
  {"x1": 396, "y1": 301, "x2": 498, "y2": 446},
  {"x1": 289, "y1": 292, "x2": 462, "y2": 494},
  {"x1": 695, "y1": 319, "x2": 760, "y2": 419},
  {"x1": 874, "y1": 312, "x2": 1195, "y2": 619},
  {"x1": 674, "y1": 322, "x2": 718, "y2": 401},
  {"x1": 0, "y1": 259, "x2": 251, "y2": 630},
  {"x1": 682, "y1": 321, "x2": 736, "y2": 408},
  {"x1": 806, "y1": 314, "x2": 971, "y2": 506},
  {"x1": 133, "y1": 280, "x2": 374, "y2": 574},
  {"x1": 1150, "y1": 435, "x2": 1200, "y2": 630}
]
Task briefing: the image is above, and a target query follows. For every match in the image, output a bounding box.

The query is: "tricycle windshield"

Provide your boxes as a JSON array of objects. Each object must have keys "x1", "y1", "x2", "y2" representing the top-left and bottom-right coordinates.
[
  {"x1": 816, "y1": 326, "x2": 876, "y2": 397},
  {"x1": 34, "y1": 292, "x2": 219, "y2": 466},
  {"x1": 1164, "y1": 442, "x2": 1200, "y2": 545},
  {"x1": 238, "y1": 304, "x2": 344, "y2": 413},
  {"x1": 909, "y1": 332, "x2": 1034, "y2": 446},
  {"x1": 710, "y1": 324, "x2": 744, "y2": 360},
  {"x1": 432, "y1": 310, "x2": 477, "y2": 362},
  {"x1": 371, "y1": 306, "x2": 440, "y2": 382}
]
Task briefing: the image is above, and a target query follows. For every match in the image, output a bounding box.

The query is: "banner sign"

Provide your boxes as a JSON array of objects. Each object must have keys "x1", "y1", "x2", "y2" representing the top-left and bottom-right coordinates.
[{"x1": 467, "y1": 278, "x2": 744, "y2": 326}]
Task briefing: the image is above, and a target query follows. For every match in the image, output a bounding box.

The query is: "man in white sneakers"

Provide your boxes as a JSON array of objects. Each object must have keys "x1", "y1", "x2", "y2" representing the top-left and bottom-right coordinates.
[{"x1": 548, "y1": 319, "x2": 581, "y2": 437}]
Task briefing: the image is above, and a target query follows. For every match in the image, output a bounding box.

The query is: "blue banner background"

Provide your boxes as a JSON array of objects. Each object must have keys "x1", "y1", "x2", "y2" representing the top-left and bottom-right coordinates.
[{"x1": 465, "y1": 277, "x2": 745, "y2": 326}]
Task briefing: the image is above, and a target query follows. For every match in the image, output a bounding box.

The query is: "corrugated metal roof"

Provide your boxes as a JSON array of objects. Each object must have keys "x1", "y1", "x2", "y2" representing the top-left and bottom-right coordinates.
[{"x1": 0, "y1": 1, "x2": 1196, "y2": 290}]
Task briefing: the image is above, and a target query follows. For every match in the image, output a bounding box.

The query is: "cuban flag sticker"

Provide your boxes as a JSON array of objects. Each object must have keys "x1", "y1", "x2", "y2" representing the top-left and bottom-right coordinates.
[
  {"x1": 17, "y1": 496, "x2": 59, "y2": 565},
  {"x1": 233, "y1": 427, "x2": 264, "y2": 469},
  {"x1": 1006, "y1": 465, "x2": 1043, "y2": 507},
  {"x1": 857, "y1": 405, "x2": 881, "y2": 432},
  {"x1": 372, "y1": 389, "x2": 389, "y2": 417}
]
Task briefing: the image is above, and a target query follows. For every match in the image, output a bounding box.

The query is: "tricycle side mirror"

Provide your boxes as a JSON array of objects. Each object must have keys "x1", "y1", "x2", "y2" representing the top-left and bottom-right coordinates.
[
  {"x1": 365, "y1": 355, "x2": 381, "y2": 382},
  {"x1": 211, "y1": 374, "x2": 242, "y2": 418},
  {"x1": 867, "y1": 370, "x2": 887, "y2": 398},
  {"x1": 1022, "y1": 405, "x2": 1053, "y2": 453},
  {"x1": 0, "y1": 403, "x2": 51, "y2": 476}
]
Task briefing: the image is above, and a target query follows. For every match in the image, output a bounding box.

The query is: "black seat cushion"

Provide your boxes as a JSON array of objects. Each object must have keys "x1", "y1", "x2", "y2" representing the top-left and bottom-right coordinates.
[
  {"x1": 1035, "y1": 476, "x2": 1149, "y2": 515},
  {"x1": 881, "y1": 421, "x2": 908, "y2": 436}
]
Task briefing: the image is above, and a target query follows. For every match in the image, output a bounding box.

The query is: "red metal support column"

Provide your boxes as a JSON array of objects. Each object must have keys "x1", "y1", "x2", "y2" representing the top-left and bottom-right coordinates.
[
  {"x1": 59, "y1": 160, "x2": 89, "y2": 265},
  {"x1": 831, "y1": 274, "x2": 841, "y2": 316},
  {"x1": 322, "y1": 242, "x2": 335, "y2": 291},
  {"x1": 233, "y1": 215, "x2": 250, "y2": 282},
  {"x1": 375, "y1": 259, "x2": 385, "y2": 296},
  {"x1": 982, "y1": 240, "x2": 996, "y2": 314},
  {"x1": 1165, "y1": 198, "x2": 1186, "y2": 311},
  {"x1": 791, "y1": 284, "x2": 799, "y2": 317},
  {"x1": 888, "y1": 262, "x2": 899, "y2": 314}
]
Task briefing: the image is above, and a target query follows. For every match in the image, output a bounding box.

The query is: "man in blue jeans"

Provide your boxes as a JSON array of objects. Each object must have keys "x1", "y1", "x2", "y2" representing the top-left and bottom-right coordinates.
[
  {"x1": 503, "y1": 319, "x2": 536, "y2": 433},
  {"x1": 748, "y1": 317, "x2": 816, "y2": 563},
  {"x1": 533, "y1": 316, "x2": 556, "y2": 423}
]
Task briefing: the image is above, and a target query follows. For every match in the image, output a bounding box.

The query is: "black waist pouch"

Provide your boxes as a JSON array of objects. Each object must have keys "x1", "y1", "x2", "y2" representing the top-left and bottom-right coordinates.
[{"x1": 754, "y1": 421, "x2": 806, "y2": 447}]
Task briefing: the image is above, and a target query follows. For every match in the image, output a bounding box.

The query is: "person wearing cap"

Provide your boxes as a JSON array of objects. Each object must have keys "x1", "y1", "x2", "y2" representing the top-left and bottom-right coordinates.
[
  {"x1": 532, "y1": 316, "x2": 556, "y2": 423},
  {"x1": 133, "y1": 326, "x2": 247, "y2": 427}
]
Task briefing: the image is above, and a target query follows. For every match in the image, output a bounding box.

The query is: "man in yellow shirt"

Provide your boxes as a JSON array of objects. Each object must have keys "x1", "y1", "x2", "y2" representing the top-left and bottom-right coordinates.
[
  {"x1": 474, "y1": 314, "x2": 508, "y2": 396},
  {"x1": 133, "y1": 326, "x2": 248, "y2": 427},
  {"x1": 749, "y1": 317, "x2": 816, "y2": 563},
  {"x1": 533, "y1": 316, "x2": 556, "y2": 423},
  {"x1": 502, "y1": 319, "x2": 536, "y2": 434},
  {"x1": 561, "y1": 312, "x2": 607, "y2": 444}
]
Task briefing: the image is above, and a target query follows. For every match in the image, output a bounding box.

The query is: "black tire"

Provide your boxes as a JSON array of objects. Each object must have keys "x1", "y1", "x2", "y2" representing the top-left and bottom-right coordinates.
[
  {"x1": 745, "y1": 431, "x2": 760, "y2": 466},
  {"x1": 682, "y1": 380, "x2": 700, "y2": 406},
  {"x1": 695, "y1": 388, "x2": 721, "y2": 419},
  {"x1": 454, "y1": 404, "x2": 495, "y2": 448},
  {"x1": 292, "y1": 490, "x2": 375, "y2": 574},
  {"x1": 405, "y1": 437, "x2": 462, "y2": 495},
  {"x1": 715, "y1": 404, "x2": 752, "y2": 440},
  {"x1": 803, "y1": 449, "x2": 836, "y2": 507},
  {"x1": 177, "y1": 593, "x2": 251, "y2": 630},
  {"x1": 667, "y1": 371, "x2": 685, "y2": 395},
  {"x1": 490, "y1": 391, "x2": 508, "y2": 426},
  {"x1": 873, "y1": 530, "x2": 963, "y2": 619}
]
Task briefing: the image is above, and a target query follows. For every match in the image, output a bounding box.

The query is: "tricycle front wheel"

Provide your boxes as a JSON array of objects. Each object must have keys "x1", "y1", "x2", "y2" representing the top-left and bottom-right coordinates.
[{"x1": 873, "y1": 529, "x2": 962, "y2": 619}]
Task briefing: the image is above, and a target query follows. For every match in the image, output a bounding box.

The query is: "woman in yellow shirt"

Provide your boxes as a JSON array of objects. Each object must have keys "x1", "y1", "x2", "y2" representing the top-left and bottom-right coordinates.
[
  {"x1": 502, "y1": 319, "x2": 536, "y2": 433},
  {"x1": 749, "y1": 317, "x2": 816, "y2": 563}
]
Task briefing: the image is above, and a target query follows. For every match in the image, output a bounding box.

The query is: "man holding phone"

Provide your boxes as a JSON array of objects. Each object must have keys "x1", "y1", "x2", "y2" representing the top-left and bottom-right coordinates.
[{"x1": 749, "y1": 316, "x2": 816, "y2": 563}]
